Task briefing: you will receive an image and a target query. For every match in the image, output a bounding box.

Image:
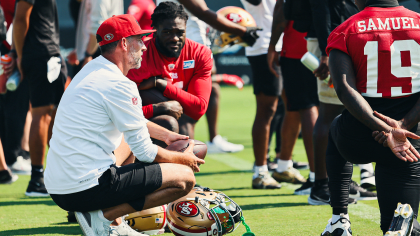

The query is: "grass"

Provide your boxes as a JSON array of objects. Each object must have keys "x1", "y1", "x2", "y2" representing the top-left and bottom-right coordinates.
[{"x1": 0, "y1": 86, "x2": 382, "y2": 235}]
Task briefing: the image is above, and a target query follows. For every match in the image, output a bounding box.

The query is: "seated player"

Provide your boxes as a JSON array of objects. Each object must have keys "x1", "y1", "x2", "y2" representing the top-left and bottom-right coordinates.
[
  {"x1": 127, "y1": 2, "x2": 212, "y2": 139},
  {"x1": 321, "y1": 0, "x2": 420, "y2": 235},
  {"x1": 44, "y1": 14, "x2": 205, "y2": 236}
]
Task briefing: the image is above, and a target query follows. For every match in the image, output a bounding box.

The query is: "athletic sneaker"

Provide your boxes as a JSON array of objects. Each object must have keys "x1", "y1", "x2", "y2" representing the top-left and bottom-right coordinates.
[
  {"x1": 385, "y1": 203, "x2": 414, "y2": 236},
  {"x1": 321, "y1": 214, "x2": 352, "y2": 236},
  {"x1": 272, "y1": 167, "x2": 306, "y2": 184},
  {"x1": 349, "y1": 180, "x2": 377, "y2": 201},
  {"x1": 25, "y1": 177, "x2": 49, "y2": 197},
  {"x1": 75, "y1": 210, "x2": 112, "y2": 236},
  {"x1": 293, "y1": 160, "x2": 309, "y2": 170},
  {"x1": 110, "y1": 219, "x2": 147, "y2": 236},
  {"x1": 308, "y1": 184, "x2": 357, "y2": 206},
  {"x1": 0, "y1": 169, "x2": 18, "y2": 184},
  {"x1": 294, "y1": 178, "x2": 313, "y2": 195},
  {"x1": 10, "y1": 156, "x2": 31, "y2": 175},
  {"x1": 206, "y1": 135, "x2": 244, "y2": 154},
  {"x1": 360, "y1": 169, "x2": 376, "y2": 191},
  {"x1": 252, "y1": 172, "x2": 281, "y2": 189}
]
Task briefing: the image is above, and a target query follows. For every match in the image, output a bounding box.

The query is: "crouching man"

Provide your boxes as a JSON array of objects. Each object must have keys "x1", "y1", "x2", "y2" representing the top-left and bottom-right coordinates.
[{"x1": 44, "y1": 14, "x2": 205, "y2": 236}]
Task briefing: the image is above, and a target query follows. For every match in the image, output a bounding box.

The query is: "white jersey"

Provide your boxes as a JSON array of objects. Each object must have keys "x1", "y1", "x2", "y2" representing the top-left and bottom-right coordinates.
[
  {"x1": 75, "y1": 0, "x2": 123, "y2": 61},
  {"x1": 45, "y1": 56, "x2": 158, "y2": 194},
  {"x1": 240, "y1": 0, "x2": 282, "y2": 56},
  {"x1": 156, "y1": 0, "x2": 210, "y2": 47}
]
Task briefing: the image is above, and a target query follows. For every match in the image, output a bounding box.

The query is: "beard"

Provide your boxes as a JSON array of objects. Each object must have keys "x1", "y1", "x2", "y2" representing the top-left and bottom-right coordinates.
[
  {"x1": 155, "y1": 35, "x2": 184, "y2": 58},
  {"x1": 128, "y1": 44, "x2": 142, "y2": 69}
]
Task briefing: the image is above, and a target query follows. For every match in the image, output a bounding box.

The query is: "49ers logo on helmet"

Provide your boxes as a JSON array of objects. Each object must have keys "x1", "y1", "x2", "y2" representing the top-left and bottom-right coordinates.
[
  {"x1": 226, "y1": 13, "x2": 242, "y2": 23},
  {"x1": 175, "y1": 201, "x2": 199, "y2": 217},
  {"x1": 104, "y1": 33, "x2": 114, "y2": 41}
]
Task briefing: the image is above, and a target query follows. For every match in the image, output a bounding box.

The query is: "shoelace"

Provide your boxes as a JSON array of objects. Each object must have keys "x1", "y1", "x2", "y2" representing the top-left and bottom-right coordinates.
[{"x1": 103, "y1": 222, "x2": 112, "y2": 236}]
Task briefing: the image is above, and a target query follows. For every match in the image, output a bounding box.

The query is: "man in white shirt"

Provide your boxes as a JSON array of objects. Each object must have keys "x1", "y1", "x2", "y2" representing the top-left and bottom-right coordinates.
[{"x1": 45, "y1": 14, "x2": 204, "y2": 236}]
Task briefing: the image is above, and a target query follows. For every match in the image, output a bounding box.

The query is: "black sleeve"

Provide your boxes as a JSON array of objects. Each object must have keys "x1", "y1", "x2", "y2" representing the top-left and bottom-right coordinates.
[
  {"x1": 308, "y1": 0, "x2": 330, "y2": 56},
  {"x1": 244, "y1": 0, "x2": 262, "y2": 6}
]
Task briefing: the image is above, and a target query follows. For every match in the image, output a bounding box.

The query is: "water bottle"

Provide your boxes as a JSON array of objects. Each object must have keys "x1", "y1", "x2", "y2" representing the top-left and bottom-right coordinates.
[
  {"x1": 301, "y1": 52, "x2": 332, "y2": 87},
  {"x1": 0, "y1": 54, "x2": 11, "y2": 94},
  {"x1": 6, "y1": 70, "x2": 20, "y2": 91}
]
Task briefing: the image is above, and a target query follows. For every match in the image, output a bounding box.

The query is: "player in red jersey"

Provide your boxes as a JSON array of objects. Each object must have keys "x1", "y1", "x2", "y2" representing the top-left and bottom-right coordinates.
[
  {"x1": 127, "y1": 2, "x2": 212, "y2": 140},
  {"x1": 322, "y1": 0, "x2": 420, "y2": 235},
  {"x1": 127, "y1": 0, "x2": 155, "y2": 31}
]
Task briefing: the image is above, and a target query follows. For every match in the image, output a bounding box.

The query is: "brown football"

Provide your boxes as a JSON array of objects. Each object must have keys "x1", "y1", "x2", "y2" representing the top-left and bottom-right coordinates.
[
  {"x1": 166, "y1": 139, "x2": 207, "y2": 161},
  {"x1": 139, "y1": 88, "x2": 169, "y2": 106}
]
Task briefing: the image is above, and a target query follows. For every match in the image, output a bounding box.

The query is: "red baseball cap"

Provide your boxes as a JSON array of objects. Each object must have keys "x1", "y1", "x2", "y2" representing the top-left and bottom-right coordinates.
[{"x1": 96, "y1": 14, "x2": 156, "y2": 46}]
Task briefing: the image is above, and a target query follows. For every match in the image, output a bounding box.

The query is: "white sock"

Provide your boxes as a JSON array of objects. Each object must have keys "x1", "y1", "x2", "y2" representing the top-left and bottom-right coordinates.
[
  {"x1": 253, "y1": 165, "x2": 268, "y2": 179},
  {"x1": 276, "y1": 159, "x2": 292, "y2": 173},
  {"x1": 97, "y1": 210, "x2": 113, "y2": 224},
  {"x1": 359, "y1": 163, "x2": 374, "y2": 173},
  {"x1": 332, "y1": 214, "x2": 349, "y2": 222},
  {"x1": 309, "y1": 171, "x2": 315, "y2": 183}
]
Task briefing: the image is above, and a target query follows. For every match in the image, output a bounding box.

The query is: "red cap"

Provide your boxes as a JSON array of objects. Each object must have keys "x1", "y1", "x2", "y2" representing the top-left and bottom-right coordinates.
[{"x1": 96, "y1": 14, "x2": 156, "y2": 46}]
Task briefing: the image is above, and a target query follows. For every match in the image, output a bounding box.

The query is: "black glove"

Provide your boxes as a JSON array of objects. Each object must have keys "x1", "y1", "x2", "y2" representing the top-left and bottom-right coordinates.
[{"x1": 242, "y1": 27, "x2": 262, "y2": 47}]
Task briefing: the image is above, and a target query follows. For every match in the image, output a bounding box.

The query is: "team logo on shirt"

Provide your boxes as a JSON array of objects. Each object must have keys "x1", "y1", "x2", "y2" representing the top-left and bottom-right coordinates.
[
  {"x1": 168, "y1": 64, "x2": 175, "y2": 70},
  {"x1": 183, "y1": 60, "x2": 195, "y2": 69},
  {"x1": 104, "y1": 33, "x2": 114, "y2": 41},
  {"x1": 226, "y1": 13, "x2": 242, "y2": 23},
  {"x1": 132, "y1": 97, "x2": 138, "y2": 105}
]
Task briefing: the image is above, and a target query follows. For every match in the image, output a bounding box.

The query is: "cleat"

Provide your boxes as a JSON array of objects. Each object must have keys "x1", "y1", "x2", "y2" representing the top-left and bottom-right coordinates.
[
  {"x1": 293, "y1": 160, "x2": 309, "y2": 170},
  {"x1": 294, "y1": 178, "x2": 313, "y2": 195},
  {"x1": 206, "y1": 135, "x2": 244, "y2": 154},
  {"x1": 272, "y1": 167, "x2": 306, "y2": 184},
  {"x1": 10, "y1": 156, "x2": 31, "y2": 175},
  {"x1": 349, "y1": 181, "x2": 377, "y2": 201},
  {"x1": 25, "y1": 177, "x2": 49, "y2": 197},
  {"x1": 0, "y1": 169, "x2": 18, "y2": 184},
  {"x1": 75, "y1": 210, "x2": 112, "y2": 236},
  {"x1": 309, "y1": 184, "x2": 357, "y2": 206},
  {"x1": 252, "y1": 172, "x2": 281, "y2": 189},
  {"x1": 321, "y1": 214, "x2": 352, "y2": 236},
  {"x1": 385, "y1": 203, "x2": 414, "y2": 236}
]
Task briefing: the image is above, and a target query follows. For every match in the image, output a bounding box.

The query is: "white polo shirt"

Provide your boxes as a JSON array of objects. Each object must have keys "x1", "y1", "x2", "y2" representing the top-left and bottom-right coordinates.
[{"x1": 45, "y1": 56, "x2": 158, "y2": 194}]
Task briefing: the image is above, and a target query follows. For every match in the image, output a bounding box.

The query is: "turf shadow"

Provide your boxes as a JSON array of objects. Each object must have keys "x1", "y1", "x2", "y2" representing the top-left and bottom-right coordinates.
[
  {"x1": 195, "y1": 170, "x2": 251, "y2": 176},
  {"x1": 240, "y1": 202, "x2": 307, "y2": 210},
  {"x1": 0, "y1": 226, "x2": 81, "y2": 235},
  {"x1": 0, "y1": 200, "x2": 56, "y2": 207}
]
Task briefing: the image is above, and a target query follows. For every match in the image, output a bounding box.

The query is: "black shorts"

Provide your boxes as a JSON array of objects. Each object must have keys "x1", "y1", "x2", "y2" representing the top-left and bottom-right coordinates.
[
  {"x1": 21, "y1": 54, "x2": 66, "y2": 108},
  {"x1": 280, "y1": 57, "x2": 319, "y2": 111},
  {"x1": 50, "y1": 163, "x2": 162, "y2": 212},
  {"x1": 247, "y1": 54, "x2": 282, "y2": 96}
]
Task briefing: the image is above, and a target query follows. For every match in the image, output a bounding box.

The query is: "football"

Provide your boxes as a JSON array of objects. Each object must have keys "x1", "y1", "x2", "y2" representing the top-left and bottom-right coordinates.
[
  {"x1": 166, "y1": 139, "x2": 207, "y2": 161},
  {"x1": 139, "y1": 88, "x2": 169, "y2": 106}
]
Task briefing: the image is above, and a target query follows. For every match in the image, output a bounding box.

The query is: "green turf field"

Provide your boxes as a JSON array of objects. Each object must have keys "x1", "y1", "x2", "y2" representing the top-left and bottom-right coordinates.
[{"x1": 0, "y1": 86, "x2": 382, "y2": 235}]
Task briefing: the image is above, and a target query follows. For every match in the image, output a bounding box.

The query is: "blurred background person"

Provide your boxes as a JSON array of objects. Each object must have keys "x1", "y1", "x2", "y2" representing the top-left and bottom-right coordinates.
[
  {"x1": 0, "y1": 0, "x2": 32, "y2": 175},
  {"x1": 13, "y1": 0, "x2": 67, "y2": 197},
  {"x1": 268, "y1": 0, "x2": 319, "y2": 194}
]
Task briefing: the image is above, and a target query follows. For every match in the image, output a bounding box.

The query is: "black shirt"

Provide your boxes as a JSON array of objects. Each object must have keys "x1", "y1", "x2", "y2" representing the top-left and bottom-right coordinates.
[{"x1": 18, "y1": 0, "x2": 60, "y2": 58}]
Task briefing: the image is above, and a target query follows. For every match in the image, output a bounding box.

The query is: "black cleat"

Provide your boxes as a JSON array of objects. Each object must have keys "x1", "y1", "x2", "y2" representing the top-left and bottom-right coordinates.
[
  {"x1": 349, "y1": 180, "x2": 377, "y2": 201},
  {"x1": 25, "y1": 177, "x2": 49, "y2": 197}
]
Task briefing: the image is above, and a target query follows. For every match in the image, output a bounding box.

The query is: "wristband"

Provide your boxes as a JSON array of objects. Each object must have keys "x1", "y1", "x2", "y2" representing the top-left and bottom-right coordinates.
[
  {"x1": 84, "y1": 51, "x2": 93, "y2": 58},
  {"x1": 9, "y1": 49, "x2": 17, "y2": 59}
]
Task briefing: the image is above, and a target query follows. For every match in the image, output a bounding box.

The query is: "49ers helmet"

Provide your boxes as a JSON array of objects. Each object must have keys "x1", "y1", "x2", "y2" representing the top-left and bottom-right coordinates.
[
  {"x1": 125, "y1": 205, "x2": 167, "y2": 235},
  {"x1": 209, "y1": 6, "x2": 257, "y2": 54},
  {"x1": 167, "y1": 187, "x2": 243, "y2": 236}
]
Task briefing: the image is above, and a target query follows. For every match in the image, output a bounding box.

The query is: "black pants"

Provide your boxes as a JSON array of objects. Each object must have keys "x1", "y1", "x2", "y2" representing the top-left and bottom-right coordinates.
[
  {"x1": 0, "y1": 77, "x2": 30, "y2": 165},
  {"x1": 327, "y1": 112, "x2": 420, "y2": 233}
]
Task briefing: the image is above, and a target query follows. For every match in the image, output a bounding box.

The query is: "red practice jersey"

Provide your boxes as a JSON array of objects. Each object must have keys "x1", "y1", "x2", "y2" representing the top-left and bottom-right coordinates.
[
  {"x1": 281, "y1": 20, "x2": 308, "y2": 59},
  {"x1": 127, "y1": 38, "x2": 213, "y2": 120},
  {"x1": 127, "y1": 0, "x2": 155, "y2": 31},
  {"x1": 327, "y1": 6, "x2": 420, "y2": 98},
  {"x1": 0, "y1": 0, "x2": 15, "y2": 29}
]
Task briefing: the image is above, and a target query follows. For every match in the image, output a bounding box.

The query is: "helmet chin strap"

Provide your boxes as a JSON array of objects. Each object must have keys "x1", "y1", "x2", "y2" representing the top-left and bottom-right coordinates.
[{"x1": 241, "y1": 216, "x2": 256, "y2": 236}]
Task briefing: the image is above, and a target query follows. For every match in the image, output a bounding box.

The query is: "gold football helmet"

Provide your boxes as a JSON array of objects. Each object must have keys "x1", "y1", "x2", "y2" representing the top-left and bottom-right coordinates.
[
  {"x1": 166, "y1": 187, "x2": 244, "y2": 236},
  {"x1": 210, "y1": 6, "x2": 257, "y2": 54},
  {"x1": 126, "y1": 205, "x2": 167, "y2": 235}
]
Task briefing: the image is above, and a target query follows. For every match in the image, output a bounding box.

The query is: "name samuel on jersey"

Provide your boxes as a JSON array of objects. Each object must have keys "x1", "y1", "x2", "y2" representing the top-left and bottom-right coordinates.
[{"x1": 357, "y1": 17, "x2": 420, "y2": 32}]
